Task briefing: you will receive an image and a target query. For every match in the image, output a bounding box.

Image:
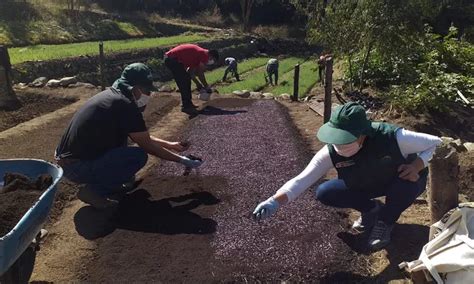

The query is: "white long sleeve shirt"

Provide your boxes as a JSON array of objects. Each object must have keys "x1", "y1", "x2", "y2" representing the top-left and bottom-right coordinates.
[{"x1": 276, "y1": 128, "x2": 442, "y2": 202}]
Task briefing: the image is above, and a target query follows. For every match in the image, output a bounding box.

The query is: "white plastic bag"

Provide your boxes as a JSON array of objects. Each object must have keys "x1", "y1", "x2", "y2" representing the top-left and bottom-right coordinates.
[
  {"x1": 198, "y1": 89, "x2": 211, "y2": 101},
  {"x1": 400, "y1": 203, "x2": 474, "y2": 284}
]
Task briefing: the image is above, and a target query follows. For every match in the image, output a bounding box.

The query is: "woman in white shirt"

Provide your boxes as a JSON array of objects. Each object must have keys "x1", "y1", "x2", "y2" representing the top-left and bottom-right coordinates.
[{"x1": 253, "y1": 102, "x2": 442, "y2": 250}]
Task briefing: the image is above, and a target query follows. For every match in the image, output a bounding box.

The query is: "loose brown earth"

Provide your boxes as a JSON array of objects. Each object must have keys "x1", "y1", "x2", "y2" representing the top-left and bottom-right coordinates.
[
  {"x1": 0, "y1": 85, "x2": 472, "y2": 283},
  {"x1": 0, "y1": 173, "x2": 54, "y2": 236},
  {"x1": 0, "y1": 91, "x2": 76, "y2": 132}
]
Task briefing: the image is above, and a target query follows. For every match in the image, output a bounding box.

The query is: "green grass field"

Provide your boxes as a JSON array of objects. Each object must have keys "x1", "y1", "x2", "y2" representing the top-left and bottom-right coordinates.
[
  {"x1": 266, "y1": 60, "x2": 319, "y2": 97},
  {"x1": 9, "y1": 33, "x2": 207, "y2": 64},
  {"x1": 169, "y1": 57, "x2": 269, "y2": 89},
  {"x1": 217, "y1": 57, "x2": 304, "y2": 94}
]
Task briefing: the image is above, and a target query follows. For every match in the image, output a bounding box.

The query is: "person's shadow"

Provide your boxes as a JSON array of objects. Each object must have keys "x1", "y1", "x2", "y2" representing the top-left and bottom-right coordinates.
[
  {"x1": 198, "y1": 106, "x2": 247, "y2": 116},
  {"x1": 320, "y1": 222, "x2": 430, "y2": 283},
  {"x1": 73, "y1": 189, "x2": 220, "y2": 240}
]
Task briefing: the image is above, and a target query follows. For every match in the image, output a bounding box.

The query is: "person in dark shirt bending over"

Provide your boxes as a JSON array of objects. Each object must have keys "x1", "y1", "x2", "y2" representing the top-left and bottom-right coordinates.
[{"x1": 55, "y1": 63, "x2": 202, "y2": 209}]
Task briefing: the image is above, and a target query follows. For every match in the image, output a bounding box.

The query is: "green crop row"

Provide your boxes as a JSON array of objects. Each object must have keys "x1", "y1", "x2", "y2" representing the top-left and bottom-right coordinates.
[
  {"x1": 10, "y1": 33, "x2": 207, "y2": 64},
  {"x1": 217, "y1": 57, "x2": 304, "y2": 94},
  {"x1": 267, "y1": 60, "x2": 319, "y2": 97},
  {"x1": 169, "y1": 57, "x2": 269, "y2": 89}
]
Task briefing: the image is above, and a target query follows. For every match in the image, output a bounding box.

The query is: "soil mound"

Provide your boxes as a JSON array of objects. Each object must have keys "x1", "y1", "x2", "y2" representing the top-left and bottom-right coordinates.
[{"x1": 0, "y1": 173, "x2": 52, "y2": 236}]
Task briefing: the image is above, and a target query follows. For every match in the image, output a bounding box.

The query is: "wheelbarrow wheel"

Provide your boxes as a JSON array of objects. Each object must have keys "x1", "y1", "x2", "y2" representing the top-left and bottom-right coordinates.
[{"x1": 0, "y1": 246, "x2": 36, "y2": 284}]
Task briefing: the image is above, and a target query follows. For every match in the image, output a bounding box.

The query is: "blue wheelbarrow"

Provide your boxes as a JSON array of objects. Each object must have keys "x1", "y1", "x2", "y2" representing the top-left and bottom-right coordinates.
[{"x1": 0, "y1": 159, "x2": 63, "y2": 282}]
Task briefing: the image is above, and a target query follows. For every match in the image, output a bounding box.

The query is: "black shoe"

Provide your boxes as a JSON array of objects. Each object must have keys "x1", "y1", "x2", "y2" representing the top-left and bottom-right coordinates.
[{"x1": 181, "y1": 106, "x2": 199, "y2": 115}]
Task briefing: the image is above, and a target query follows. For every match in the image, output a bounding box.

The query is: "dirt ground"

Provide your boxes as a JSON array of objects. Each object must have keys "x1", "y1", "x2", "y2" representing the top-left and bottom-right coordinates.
[
  {"x1": 61, "y1": 98, "x2": 357, "y2": 282},
  {"x1": 0, "y1": 85, "x2": 472, "y2": 282},
  {"x1": 0, "y1": 91, "x2": 75, "y2": 132}
]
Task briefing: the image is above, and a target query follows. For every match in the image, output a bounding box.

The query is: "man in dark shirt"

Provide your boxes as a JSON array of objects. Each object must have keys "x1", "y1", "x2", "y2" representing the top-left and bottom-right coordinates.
[
  {"x1": 164, "y1": 44, "x2": 219, "y2": 115},
  {"x1": 55, "y1": 63, "x2": 202, "y2": 209}
]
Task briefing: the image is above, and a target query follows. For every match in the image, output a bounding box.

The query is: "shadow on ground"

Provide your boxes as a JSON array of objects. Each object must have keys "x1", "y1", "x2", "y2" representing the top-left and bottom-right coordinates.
[
  {"x1": 199, "y1": 106, "x2": 247, "y2": 116},
  {"x1": 320, "y1": 223, "x2": 429, "y2": 283},
  {"x1": 73, "y1": 189, "x2": 220, "y2": 240}
]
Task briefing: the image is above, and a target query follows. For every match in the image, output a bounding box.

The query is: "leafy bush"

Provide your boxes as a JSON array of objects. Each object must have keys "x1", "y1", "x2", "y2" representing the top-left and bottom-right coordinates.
[{"x1": 348, "y1": 26, "x2": 474, "y2": 111}]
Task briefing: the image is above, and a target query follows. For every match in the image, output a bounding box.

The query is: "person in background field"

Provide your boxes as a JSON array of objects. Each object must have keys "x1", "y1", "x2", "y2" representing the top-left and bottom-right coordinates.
[
  {"x1": 253, "y1": 102, "x2": 442, "y2": 251},
  {"x1": 318, "y1": 52, "x2": 332, "y2": 86},
  {"x1": 265, "y1": 58, "x2": 279, "y2": 85},
  {"x1": 222, "y1": 57, "x2": 240, "y2": 82},
  {"x1": 164, "y1": 44, "x2": 219, "y2": 115},
  {"x1": 55, "y1": 63, "x2": 203, "y2": 210}
]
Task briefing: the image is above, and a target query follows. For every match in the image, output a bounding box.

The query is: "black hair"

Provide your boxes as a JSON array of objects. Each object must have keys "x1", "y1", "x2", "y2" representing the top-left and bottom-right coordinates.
[{"x1": 209, "y1": 49, "x2": 219, "y2": 61}]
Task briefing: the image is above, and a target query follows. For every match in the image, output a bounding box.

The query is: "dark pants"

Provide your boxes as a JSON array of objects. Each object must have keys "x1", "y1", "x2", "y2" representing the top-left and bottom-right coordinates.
[
  {"x1": 314, "y1": 174, "x2": 427, "y2": 225},
  {"x1": 266, "y1": 64, "x2": 278, "y2": 85},
  {"x1": 318, "y1": 64, "x2": 325, "y2": 85},
  {"x1": 164, "y1": 57, "x2": 193, "y2": 108},
  {"x1": 61, "y1": 147, "x2": 148, "y2": 196},
  {"x1": 223, "y1": 64, "x2": 239, "y2": 81}
]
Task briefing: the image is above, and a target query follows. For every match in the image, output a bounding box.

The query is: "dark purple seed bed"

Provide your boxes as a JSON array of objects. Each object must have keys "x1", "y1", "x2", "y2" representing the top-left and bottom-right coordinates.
[{"x1": 153, "y1": 98, "x2": 354, "y2": 281}]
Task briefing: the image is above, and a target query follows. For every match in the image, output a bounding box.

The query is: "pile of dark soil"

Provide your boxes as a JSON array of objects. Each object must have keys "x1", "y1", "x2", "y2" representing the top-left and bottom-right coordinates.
[
  {"x1": 0, "y1": 92, "x2": 75, "y2": 132},
  {"x1": 0, "y1": 173, "x2": 52, "y2": 237}
]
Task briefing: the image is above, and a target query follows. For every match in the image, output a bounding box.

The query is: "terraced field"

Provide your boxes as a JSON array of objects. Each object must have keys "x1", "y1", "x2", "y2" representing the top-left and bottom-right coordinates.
[
  {"x1": 265, "y1": 59, "x2": 319, "y2": 97},
  {"x1": 10, "y1": 33, "x2": 208, "y2": 64},
  {"x1": 217, "y1": 57, "x2": 304, "y2": 94}
]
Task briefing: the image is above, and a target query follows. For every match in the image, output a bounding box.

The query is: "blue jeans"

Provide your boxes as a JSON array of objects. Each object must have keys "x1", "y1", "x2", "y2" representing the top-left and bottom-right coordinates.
[
  {"x1": 61, "y1": 147, "x2": 148, "y2": 196},
  {"x1": 314, "y1": 174, "x2": 427, "y2": 225}
]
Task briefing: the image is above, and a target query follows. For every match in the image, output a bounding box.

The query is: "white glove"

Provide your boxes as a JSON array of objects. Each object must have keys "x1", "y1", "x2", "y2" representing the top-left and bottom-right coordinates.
[
  {"x1": 252, "y1": 196, "x2": 280, "y2": 221},
  {"x1": 180, "y1": 156, "x2": 203, "y2": 168}
]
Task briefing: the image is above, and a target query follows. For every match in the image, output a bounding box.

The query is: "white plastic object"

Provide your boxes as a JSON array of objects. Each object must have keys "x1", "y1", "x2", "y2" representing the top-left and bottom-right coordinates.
[{"x1": 198, "y1": 90, "x2": 211, "y2": 101}]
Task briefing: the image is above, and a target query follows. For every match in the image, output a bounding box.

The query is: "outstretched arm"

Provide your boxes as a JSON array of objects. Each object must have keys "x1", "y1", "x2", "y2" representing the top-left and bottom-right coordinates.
[
  {"x1": 129, "y1": 131, "x2": 201, "y2": 168},
  {"x1": 253, "y1": 145, "x2": 334, "y2": 220}
]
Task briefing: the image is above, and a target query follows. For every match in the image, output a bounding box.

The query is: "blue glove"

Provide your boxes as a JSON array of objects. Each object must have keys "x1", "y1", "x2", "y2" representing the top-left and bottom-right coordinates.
[
  {"x1": 180, "y1": 156, "x2": 203, "y2": 168},
  {"x1": 252, "y1": 197, "x2": 280, "y2": 221}
]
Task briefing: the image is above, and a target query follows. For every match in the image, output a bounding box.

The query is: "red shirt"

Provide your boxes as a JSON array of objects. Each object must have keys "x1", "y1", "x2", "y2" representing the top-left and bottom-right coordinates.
[{"x1": 166, "y1": 44, "x2": 209, "y2": 69}]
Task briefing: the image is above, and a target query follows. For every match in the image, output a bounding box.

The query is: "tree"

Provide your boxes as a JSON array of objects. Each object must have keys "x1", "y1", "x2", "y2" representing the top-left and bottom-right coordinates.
[
  {"x1": 222, "y1": 0, "x2": 268, "y2": 32},
  {"x1": 0, "y1": 46, "x2": 20, "y2": 111},
  {"x1": 292, "y1": 0, "x2": 426, "y2": 90}
]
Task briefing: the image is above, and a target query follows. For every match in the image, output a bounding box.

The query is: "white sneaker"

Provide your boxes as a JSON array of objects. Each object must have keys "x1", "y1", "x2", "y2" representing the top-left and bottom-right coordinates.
[{"x1": 368, "y1": 220, "x2": 394, "y2": 250}]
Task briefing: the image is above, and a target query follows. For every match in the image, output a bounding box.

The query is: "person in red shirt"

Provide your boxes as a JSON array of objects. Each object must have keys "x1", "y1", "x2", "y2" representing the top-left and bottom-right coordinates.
[{"x1": 164, "y1": 44, "x2": 219, "y2": 115}]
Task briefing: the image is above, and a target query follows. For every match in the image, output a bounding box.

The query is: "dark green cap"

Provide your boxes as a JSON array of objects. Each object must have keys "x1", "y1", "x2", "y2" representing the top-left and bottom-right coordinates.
[
  {"x1": 316, "y1": 102, "x2": 371, "y2": 144},
  {"x1": 120, "y1": 63, "x2": 157, "y2": 93}
]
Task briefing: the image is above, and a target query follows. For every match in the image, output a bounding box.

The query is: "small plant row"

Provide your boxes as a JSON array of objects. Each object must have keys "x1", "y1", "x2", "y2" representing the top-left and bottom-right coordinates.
[
  {"x1": 10, "y1": 33, "x2": 208, "y2": 64},
  {"x1": 169, "y1": 57, "x2": 269, "y2": 89},
  {"x1": 266, "y1": 59, "x2": 320, "y2": 98},
  {"x1": 217, "y1": 57, "x2": 304, "y2": 94}
]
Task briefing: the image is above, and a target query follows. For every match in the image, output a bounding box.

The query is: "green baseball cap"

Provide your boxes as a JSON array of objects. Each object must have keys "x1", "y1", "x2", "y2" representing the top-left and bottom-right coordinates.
[
  {"x1": 120, "y1": 63, "x2": 157, "y2": 93},
  {"x1": 316, "y1": 102, "x2": 372, "y2": 144}
]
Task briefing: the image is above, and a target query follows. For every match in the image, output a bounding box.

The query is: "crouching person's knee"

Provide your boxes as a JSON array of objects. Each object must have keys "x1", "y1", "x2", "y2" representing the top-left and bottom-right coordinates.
[
  {"x1": 313, "y1": 179, "x2": 346, "y2": 206},
  {"x1": 314, "y1": 184, "x2": 332, "y2": 205}
]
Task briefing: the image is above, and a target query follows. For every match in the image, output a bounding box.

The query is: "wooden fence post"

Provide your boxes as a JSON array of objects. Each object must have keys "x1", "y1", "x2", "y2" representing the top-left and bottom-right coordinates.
[
  {"x1": 323, "y1": 57, "x2": 333, "y2": 123},
  {"x1": 99, "y1": 41, "x2": 105, "y2": 90},
  {"x1": 428, "y1": 139, "x2": 459, "y2": 223},
  {"x1": 293, "y1": 64, "x2": 299, "y2": 101},
  {"x1": 0, "y1": 45, "x2": 20, "y2": 110}
]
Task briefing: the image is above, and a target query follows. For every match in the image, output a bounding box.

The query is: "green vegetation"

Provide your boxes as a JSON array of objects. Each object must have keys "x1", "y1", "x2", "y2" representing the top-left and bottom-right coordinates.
[
  {"x1": 9, "y1": 34, "x2": 207, "y2": 64},
  {"x1": 207, "y1": 57, "x2": 269, "y2": 85},
  {"x1": 381, "y1": 27, "x2": 474, "y2": 111},
  {"x1": 168, "y1": 57, "x2": 269, "y2": 89},
  {"x1": 218, "y1": 57, "x2": 304, "y2": 94},
  {"x1": 293, "y1": 0, "x2": 474, "y2": 111},
  {"x1": 266, "y1": 60, "x2": 319, "y2": 97}
]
